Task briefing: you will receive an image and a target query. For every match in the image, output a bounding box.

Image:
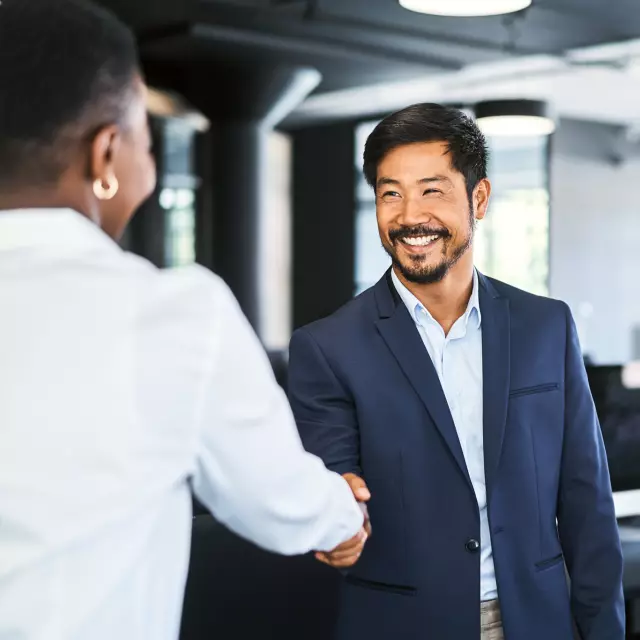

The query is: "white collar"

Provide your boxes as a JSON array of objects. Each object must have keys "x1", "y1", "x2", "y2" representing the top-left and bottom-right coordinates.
[{"x1": 0, "y1": 209, "x2": 118, "y2": 253}]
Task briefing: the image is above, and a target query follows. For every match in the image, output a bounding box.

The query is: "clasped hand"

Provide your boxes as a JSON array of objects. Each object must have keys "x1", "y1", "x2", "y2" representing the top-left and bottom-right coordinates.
[{"x1": 315, "y1": 473, "x2": 372, "y2": 569}]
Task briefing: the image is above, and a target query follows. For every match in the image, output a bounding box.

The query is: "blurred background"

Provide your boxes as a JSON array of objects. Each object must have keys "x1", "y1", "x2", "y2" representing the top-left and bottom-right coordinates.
[{"x1": 96, "y1": 0, "x2": 640, "y2": 637}]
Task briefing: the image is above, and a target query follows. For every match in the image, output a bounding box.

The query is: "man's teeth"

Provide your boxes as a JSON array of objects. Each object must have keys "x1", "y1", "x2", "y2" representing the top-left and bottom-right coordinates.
[{"x1": 402, "y1": 235, "x2": 439, "y2": 247}]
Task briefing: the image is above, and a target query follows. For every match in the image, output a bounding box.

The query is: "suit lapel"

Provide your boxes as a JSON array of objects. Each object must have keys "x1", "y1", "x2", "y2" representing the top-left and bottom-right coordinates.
[
  {"x1": 478, "y1": 274, "x2": 510, "y2": 500},
  {"x1": 374, "y1": 272, "x2": 473, "y2": 489}
]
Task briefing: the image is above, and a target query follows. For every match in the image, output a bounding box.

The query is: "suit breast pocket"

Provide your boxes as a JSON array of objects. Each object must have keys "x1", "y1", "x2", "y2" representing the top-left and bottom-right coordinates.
[
  {"x1": 507, "y1": 381, "x2": 563, "y2": 459},
  {"x1": 509, "y1": 382, "x2": 559, "y2": 399}
]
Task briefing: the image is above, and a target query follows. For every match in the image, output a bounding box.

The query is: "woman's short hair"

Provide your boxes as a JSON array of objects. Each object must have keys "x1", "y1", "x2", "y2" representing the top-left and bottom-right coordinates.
[{"x1": 0, "y1": 0, "x2": 139, "y2": 187}]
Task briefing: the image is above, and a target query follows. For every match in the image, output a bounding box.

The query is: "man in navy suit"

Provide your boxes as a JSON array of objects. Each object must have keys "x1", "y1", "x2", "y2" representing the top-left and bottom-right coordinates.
[{"x1": 288, "y1": 103, "x2": 624, "y2": 639}]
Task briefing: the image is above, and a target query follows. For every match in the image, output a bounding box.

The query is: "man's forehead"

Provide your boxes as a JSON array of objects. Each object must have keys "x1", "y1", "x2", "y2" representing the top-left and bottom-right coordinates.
[
  {"x1": 378, "y1": 142, "x2": 459, "y2": 181},
  {"x1": 381, "y1": 141, "x2": 452, "y2": 166}
]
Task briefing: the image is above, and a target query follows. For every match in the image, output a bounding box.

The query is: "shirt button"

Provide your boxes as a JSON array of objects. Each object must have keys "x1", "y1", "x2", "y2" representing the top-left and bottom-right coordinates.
[{"x1": 465, "y1": 538, "x2": 480, "y2": 553}]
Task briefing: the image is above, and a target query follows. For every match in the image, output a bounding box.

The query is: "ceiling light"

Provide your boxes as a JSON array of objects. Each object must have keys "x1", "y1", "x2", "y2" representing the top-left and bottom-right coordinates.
[
  {"x1": 398, "y1": 0, "x2": 532, "y2": 17},
  {"x1": 475, "y1": 99, "x2": 555, "y2": 137}
]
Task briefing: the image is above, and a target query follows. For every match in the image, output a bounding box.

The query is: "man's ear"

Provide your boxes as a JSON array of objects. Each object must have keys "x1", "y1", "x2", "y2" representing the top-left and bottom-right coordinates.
[{"x1": 474, "y1": 178, "x2": 491, "y2": 221}]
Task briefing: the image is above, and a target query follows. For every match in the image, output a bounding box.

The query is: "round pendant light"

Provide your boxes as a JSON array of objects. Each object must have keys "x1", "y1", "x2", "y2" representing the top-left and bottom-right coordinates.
[
  {"x1": 398, "y1": 0, "x2": 532, "y2": 17},
  {"x1": 475, "y1": 99, "x2": 555, "y2": 137}
]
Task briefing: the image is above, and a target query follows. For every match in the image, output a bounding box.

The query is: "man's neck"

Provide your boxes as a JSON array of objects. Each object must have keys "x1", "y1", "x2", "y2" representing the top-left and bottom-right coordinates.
[{"x1": 395, "y1": 254, "x2": 475, "y2": 336}]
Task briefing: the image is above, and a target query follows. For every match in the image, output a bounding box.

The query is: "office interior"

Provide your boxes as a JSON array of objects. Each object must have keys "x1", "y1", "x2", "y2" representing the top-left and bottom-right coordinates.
[{"x1": 94, "y1": 0, "x2": 640, "y2": 637}]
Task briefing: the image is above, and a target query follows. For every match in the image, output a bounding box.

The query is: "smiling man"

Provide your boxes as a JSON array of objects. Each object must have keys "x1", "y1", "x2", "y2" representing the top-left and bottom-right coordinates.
[{"x1": 287, "y1": 103, "x2": 624, "y2": 640}]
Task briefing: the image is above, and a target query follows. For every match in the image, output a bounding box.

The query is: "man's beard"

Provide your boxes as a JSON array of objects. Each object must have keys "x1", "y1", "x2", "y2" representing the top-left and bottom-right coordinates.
[{"x1": 383, "y1": 206, "x2": 475, "y2": 285}]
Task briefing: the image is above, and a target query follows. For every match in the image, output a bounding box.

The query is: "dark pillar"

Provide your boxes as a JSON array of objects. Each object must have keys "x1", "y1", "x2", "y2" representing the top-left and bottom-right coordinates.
[
  {"x1": 291, "y1": 121, "x2": 357, "y2": 329},
  {"x1": 208, "y1": 122, "x2": 263, "y2": 326},
  {"x1": 147, "y1": 62, "x2": 320, "y2": 330}
]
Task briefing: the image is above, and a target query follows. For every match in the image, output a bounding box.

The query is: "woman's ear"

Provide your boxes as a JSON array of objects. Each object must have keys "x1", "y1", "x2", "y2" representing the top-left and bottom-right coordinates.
[{"x1": 89, "y1": 124, "x2": 121, "y2": 192}]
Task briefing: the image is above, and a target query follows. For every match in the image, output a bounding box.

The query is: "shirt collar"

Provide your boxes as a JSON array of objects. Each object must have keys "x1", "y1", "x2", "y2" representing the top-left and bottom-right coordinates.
[
  {"x1": 390, "y1": 267, "x2": 482, "y2": 330},
  {"x1": 0, "y1": 209, "x2": 118, "y2": 253}
]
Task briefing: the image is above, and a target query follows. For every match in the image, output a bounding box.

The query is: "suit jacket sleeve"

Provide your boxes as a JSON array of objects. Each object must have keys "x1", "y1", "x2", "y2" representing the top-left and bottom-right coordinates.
[
  {"x1": 557, "y1": 303, "x2": 625, "y2": 638},
  {"x1": 288, "y1": 327, "x2": 362, "y2": 478}
]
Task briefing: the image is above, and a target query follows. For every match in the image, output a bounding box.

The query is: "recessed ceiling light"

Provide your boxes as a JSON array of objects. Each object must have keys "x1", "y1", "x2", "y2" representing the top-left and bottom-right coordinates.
[
  {"x1": 399, "y1": 0, "x2": 532, "y2": 17},
  {"x1": 475, "y1": 99, "x2": 555, "y2": 137}
]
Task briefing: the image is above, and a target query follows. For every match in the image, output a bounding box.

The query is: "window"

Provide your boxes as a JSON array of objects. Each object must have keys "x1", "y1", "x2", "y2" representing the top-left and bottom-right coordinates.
[
  {"x1": 160, "y1": 187, "x2": 196, "y2": 267},
  {"x1": 354, "y1": 121, "x2": 388, "y2": 295},
  {"x1": 161, "y1": 119, "x2": 198, "y2": 268},
  {"x1": 119, "y1": 117, "x2": 198, "y2": 267},
  {"x1": 353, "y1": 120, "x2": 550, "y2": 296},
  {"x1": 475, "y1": 135, "x2": 550, "y2": 296}
]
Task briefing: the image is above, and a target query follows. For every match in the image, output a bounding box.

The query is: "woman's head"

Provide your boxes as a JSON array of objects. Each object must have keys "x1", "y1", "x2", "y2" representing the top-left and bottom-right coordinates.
[{"x1": 0, "y1": 0, "x2": 156, "y2": 239}]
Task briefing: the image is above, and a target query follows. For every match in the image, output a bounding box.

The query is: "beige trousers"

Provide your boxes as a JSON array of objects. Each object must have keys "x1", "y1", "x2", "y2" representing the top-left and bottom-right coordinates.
[{"x1": 481, "y1": 599, "x2": 504, "y2": 640}]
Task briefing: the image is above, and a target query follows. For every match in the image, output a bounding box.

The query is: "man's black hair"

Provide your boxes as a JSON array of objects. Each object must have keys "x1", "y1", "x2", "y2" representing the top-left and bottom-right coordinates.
[
  {"x1": 0, "y1": 0, "x2": 139, "y2": 187},
  {"x1": 363, "y1": 103, "x2": 489, "y2": 200}
]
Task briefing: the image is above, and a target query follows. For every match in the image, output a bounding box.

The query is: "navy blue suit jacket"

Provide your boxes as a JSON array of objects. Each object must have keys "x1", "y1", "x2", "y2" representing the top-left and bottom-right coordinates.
[{"x1": 288, "y1": 271, "x2": 624, "y2": 640}]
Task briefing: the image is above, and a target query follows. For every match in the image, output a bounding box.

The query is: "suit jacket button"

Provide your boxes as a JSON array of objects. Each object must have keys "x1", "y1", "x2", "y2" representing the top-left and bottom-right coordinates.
[{"x1": 465, "y1": 538, "x2": 480, "y2": 553}]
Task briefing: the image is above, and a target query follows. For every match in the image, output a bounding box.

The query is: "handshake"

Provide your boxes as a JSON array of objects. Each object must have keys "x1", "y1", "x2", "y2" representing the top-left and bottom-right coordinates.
[{"x1": 315, "y1": 473, "x2": 372, "y2": 569}]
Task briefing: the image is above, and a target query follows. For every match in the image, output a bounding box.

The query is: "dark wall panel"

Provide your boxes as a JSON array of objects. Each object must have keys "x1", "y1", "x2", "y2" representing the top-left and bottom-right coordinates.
[{"x1": 292, "y1": 122, "x2": 356, "y2": 329}]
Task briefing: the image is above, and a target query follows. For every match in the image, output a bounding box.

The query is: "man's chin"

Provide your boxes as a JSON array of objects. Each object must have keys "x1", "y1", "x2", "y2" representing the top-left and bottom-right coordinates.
[{"x1": 393, "y1": 259, "x2": 449, "y2": 285}]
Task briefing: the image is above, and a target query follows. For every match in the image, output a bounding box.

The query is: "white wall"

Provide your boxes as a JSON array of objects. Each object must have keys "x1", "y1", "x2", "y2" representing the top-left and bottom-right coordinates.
[
  {"x1": 550, "y1": 120, "x2": 640, "y2": 364},
  {"x1": 259, "y1": 131, "x2": 292, "y2": 350}
]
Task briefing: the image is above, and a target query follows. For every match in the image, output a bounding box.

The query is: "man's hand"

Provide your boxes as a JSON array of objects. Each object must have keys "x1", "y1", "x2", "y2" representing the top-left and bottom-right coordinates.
[{"x1": 315, "y1": 473, "x2": 371, "y2": 568}]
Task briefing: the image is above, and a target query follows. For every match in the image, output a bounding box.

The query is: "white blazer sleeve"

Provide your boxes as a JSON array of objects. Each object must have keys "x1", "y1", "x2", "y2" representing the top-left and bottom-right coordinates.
[{"x1": 190, "y1": 275, "x2": 364, "y2": 555}]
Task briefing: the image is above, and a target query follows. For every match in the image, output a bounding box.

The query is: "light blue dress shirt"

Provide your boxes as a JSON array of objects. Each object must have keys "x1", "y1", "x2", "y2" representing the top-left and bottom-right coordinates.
[{"x1": 391, "y1": 268, "x2": 497, "y2": 602}]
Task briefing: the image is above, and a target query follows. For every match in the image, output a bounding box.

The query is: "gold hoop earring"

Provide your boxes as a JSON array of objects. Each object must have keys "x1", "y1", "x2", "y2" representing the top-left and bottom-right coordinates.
[{"x1": 93, "y1": 177, "x2": 119, "y2": 201}]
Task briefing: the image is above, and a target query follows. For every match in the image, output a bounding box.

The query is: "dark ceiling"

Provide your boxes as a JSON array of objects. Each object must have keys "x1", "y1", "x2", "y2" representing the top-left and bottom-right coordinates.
[{"x1": 100, "y1": 0, "x2": 640, "y2": 95}]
